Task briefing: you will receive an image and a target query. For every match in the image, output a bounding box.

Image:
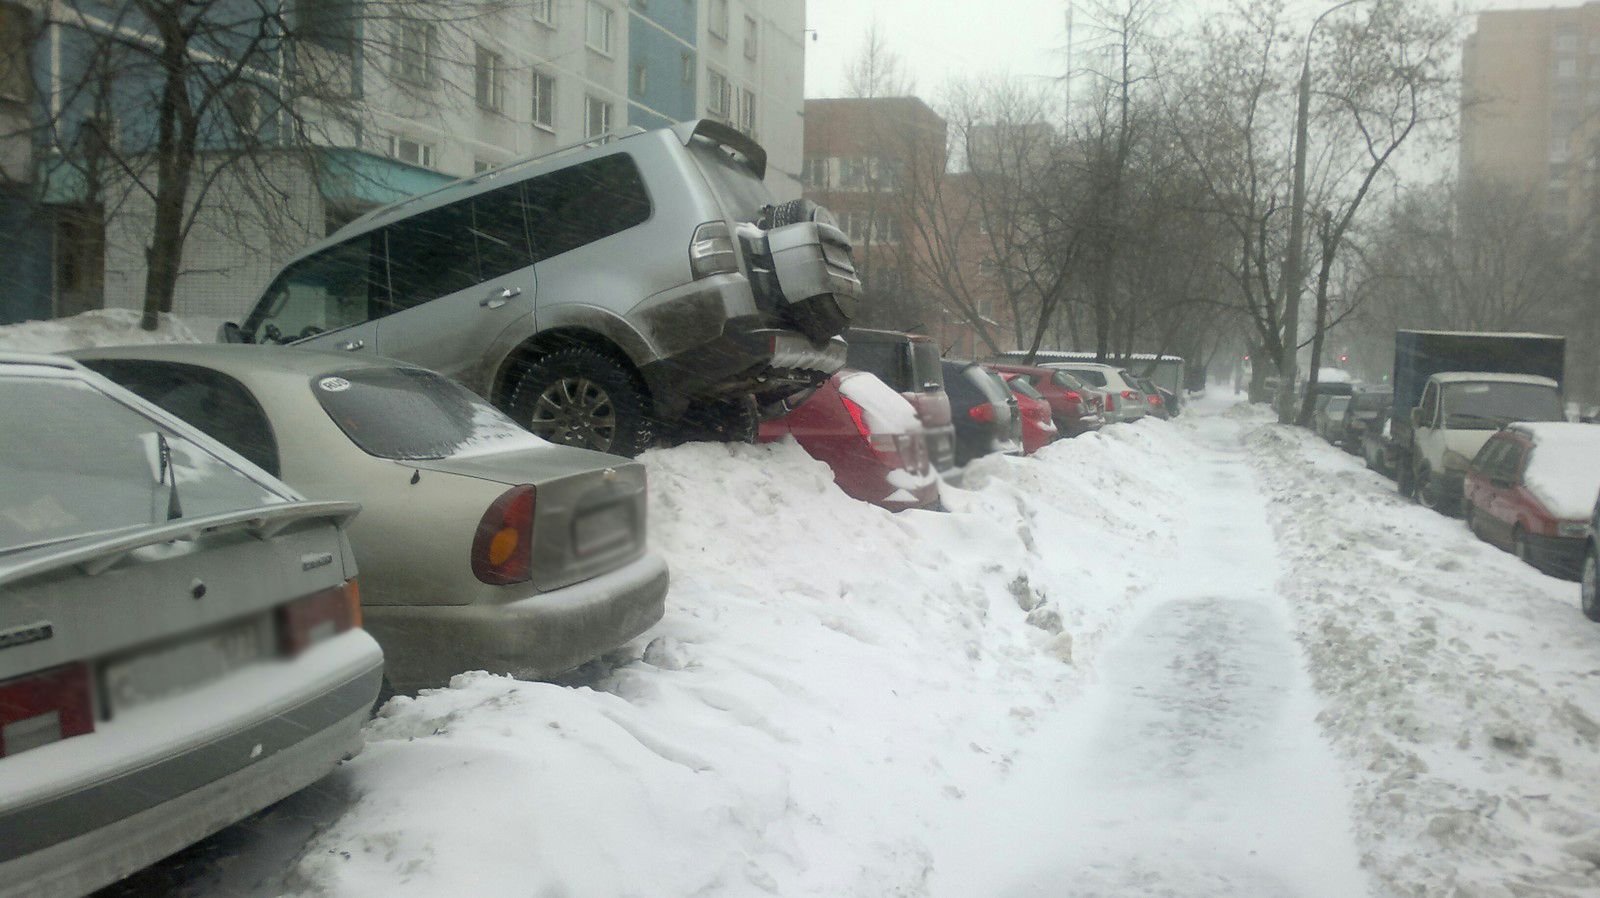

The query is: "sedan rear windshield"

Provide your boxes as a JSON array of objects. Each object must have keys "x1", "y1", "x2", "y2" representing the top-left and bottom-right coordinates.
[
  {"x1": 312, "y1": 367, "x2": 539, "y2": 460},
  {"x1": 1, "y1": 374, "x2": 287, "y2": 554}
]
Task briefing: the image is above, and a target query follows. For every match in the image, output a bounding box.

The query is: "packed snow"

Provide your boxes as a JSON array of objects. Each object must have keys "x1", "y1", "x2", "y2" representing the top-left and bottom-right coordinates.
[
  {"x1": 0, "y1": 309, "x2": 200, "y2": 354},
  {"x1": 1516, "y1": 422, "x2": 1600, "y2": 521}
]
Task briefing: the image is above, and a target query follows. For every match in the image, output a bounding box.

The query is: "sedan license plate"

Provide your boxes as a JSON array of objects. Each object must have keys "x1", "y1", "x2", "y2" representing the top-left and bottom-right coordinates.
[
  {"x1": 575, "y1": 504, "x2": 634, "y2": 557},
  {"x1": 102, "y1": 616, "x2": 270, "y2": 716}
]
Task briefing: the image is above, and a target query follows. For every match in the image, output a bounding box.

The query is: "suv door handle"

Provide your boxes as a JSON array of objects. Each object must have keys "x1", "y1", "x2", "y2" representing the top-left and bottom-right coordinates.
[
  {"x1": 482, "y1": 286, "x2": 522, "y2": 309},
  {"x1": 339, "y1": 339, "x2": 365, "y2": 351}
]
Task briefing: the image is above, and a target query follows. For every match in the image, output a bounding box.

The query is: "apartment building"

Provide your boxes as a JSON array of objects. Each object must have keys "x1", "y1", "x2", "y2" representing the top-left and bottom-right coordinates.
[
  {"x1": 1460, "y1": 2, "x2": 1600, "y2": 230},
  {"x1": 0, "y1": 0, "x2": 806, "y2": 326}
]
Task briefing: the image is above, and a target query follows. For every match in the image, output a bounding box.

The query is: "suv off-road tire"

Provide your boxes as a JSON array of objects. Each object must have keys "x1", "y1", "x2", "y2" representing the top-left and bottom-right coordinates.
[
  {"x1": 671, "y1": 394, "x2": 759, "y2": 445},
  {"x1": 509, "y1": 346, "x2": 655, "y2": 457},
  {"x1": 766, "y1": 198, "x2": 830, "y2": 229}
]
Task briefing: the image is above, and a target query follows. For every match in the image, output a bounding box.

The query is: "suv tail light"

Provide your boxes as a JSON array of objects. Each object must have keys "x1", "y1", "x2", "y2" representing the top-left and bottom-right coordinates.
[
  {"x1": 841, "y1": 394, "x2": 914, "y2": 467},
  {"x1": 1104, "y1": 394, "x2": 1117, "y2": 411},
  {"x1": 968, "y1": 403, "x2": 996, "y2": 423},
  {"x1": 0, "y1": 663, "x2": 94, "y2": 758},
  {"x1": 689, "y1": 221, "x2": 738, "y2": 279},
  {"x1": 472, "y1": 485, "x2": 536, "y2": 585},
  {"x1": 1064, "y1": 390, "x2": 1082, "y2": 403},
  {"x1": 1147, "y1": 394, "x2": 1163, "y2": 406},
  {"x1": 279, "y1": 579, "x2": 362, "y2": 656},
  {"x1": 1121, "y1": 389, "x2": 1138, "y2": 400}
]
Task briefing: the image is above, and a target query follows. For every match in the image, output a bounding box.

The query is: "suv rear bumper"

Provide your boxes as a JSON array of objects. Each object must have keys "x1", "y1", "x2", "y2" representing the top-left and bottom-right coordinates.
[
  {"x1": 363, "y1": 552, "x2": 669, "y2": 690},
  {"x1": 640, "y1": 315, "x2": 847, "y2": 415}
]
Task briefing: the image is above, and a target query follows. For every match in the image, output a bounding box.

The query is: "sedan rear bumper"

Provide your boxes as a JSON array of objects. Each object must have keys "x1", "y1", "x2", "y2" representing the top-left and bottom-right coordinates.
[
  {"x1": 364, "y1": 552, "x2": 669, "y2": 689},
  {"x1": 0, "y1": 637, "x2": 382, "y2": 898}
]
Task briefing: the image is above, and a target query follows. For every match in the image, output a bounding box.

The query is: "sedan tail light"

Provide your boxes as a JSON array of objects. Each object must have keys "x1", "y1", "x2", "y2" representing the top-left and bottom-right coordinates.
[
  {"x1": 472, "y1": 485, "x2": 537, "y2": 585},
  {"x1": 0, "y1": 663, "x2": 94, "y2": 758},
  {"x1": 279, "y1": 579, "x2": 362, "y2": 656}
]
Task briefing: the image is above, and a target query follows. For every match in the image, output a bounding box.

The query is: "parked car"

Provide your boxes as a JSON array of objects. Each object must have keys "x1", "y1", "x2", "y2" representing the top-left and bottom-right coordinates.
[
  {"x1": 1463, "y1": 422, "x2": 1600, "y2": 581},
  {"x1": 1131, "y1": 375, "x2": 1172, "y2": 420},
  {"x1": 986, "y1": 361, "x2": 1105, "y2": 436},
  {"x1": 942, "y1": 361, "x2": 1022, "y2": 465},
  {"x1": 1364, "y1": 416, "x2": 1400, "y2": 478},
  {"x1": 998, "y1": 373, "x2": 1060, "y2": 454},
  {"x1": 1043, "y1": 362, "x2": 1148, "y2": 424},
  {"x1": 1338, "y1": 389, "x2": 1392, "y2": 453},
  {"x1": 843, "y1": 328, "x2": 958, "y2": 475},
  {"x1": 223, "y1": 120, "x2": 860, "y2": 456},
  {"x1": 0, "y1": 353, "x2": 383, "y2": 897},
  {"x1": 71, "y1": 345, "x2": 668, "y2": 692},
  {"x1": 1582, "y1": 492, "x2": 1598, "y2": 621},
  {"x1": 1313, "y1": 394, "x2": 1351, "y2": 442},
  {"x1": 1408, "y1": 373, "x2": 1565, "y2": 514},
  {"x1": 758, "y1": 370, "x2": 938, "y2": 511}
]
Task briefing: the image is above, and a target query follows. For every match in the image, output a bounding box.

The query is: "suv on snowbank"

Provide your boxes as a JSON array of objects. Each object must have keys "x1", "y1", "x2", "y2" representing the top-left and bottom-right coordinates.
[{"x1": 224, "y1": 120, "x2": 860, "y2": 456}]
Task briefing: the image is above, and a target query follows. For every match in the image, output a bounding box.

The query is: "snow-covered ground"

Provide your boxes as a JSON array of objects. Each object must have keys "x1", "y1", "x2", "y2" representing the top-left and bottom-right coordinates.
[
  {"x1": 0, "y1": 308, "x2": 200, "y2": 353},
  {"x1": 4, "y1": 307, "x2": 1586, "y2": 897}
]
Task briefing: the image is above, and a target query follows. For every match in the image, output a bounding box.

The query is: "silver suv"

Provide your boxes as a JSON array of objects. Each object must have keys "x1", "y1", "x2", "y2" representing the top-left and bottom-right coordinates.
[{"x1": 224, "y1": 120, "x2": 860, "y2": 455}]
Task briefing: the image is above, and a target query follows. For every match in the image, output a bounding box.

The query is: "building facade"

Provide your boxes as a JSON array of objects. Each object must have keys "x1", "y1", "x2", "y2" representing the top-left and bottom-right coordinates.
[
  {"x1": 1460, "y1": 2, "x2": 1600, "y2": 230},
  {"x1": 0, "y1": 0, "x2": 805, "y2": 327}
]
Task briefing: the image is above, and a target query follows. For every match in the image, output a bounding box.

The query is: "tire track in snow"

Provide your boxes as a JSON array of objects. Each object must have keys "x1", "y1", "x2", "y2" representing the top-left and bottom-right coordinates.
[{"x1": 932, "y1": 412, "x2": 1374, "y2": 898}]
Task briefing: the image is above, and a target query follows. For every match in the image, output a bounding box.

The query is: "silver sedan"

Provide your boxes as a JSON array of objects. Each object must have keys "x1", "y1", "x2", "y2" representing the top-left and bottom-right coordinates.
[{"x1": 72, "y1": 345, "x2": 669, "y2": 692}]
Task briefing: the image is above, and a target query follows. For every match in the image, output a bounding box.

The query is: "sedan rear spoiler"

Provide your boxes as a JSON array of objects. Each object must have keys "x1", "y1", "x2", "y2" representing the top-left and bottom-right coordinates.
[
  {"x1": 671, "y1": 118, "x2": 767, "y2": 180},
  {"x1": 0, "y1": 501, "x2": 361, "y2": 587}
]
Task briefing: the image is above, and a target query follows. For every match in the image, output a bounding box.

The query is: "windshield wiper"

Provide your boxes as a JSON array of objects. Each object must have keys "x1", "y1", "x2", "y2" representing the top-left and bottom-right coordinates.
[{"x1": 157, "y1": 433, "x2": 183, "y2": 521}]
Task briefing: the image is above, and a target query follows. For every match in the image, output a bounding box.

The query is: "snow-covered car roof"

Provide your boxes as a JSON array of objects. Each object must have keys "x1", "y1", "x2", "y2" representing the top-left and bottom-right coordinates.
[
  {"x1": 1399, "y1": 328, "x2": 1563, "y2": 339},
  {"x1": 1431, "y1": 372, "x2": 1559, "y2": 387},
  {"x1": 1503, "y1": 422, "x2": 1600, "y2": 521}
]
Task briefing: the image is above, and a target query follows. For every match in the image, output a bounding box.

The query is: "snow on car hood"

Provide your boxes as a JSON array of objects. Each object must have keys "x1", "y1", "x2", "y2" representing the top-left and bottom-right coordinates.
[{"x1": 1519, "y1": 423, "x2": 1600, "y2": 520}]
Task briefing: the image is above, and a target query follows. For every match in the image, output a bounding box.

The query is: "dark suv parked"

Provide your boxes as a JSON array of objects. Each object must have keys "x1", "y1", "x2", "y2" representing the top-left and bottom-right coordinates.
[
  {"x1": 225, "y1": 120, "x2": 860, "y2": 455},
  {"x1": 942, "y1": 361, "x2": 1022, "y2": 465},
  {"x1": 844, "y1": 328, "x2": 957, "y2": 474}
]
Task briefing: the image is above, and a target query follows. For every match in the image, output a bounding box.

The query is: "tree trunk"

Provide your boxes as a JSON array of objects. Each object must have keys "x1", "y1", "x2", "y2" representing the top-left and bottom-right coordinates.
[{"x1": 139, "y1": 15, "x2": 195, "y2": 331}]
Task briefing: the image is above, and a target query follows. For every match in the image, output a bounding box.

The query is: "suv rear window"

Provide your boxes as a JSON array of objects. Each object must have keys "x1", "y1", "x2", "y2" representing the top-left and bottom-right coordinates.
[
  {"x1": 1063, "y1": 367, "x2": 1108, "y2": 387},
  {"x1": 685, "y1": 139, "x2": 770, "y2": 221},
  {"x1": 313, "y1": 367, "x2": 538, "y2": 460},
  {"x1": 527, "y1": 153, "x2": 653, "y2": 259},
  {"x1": 910, "y1": 340, "x2": 944, "y2": 392},
  {"x1": 846, "y1": 340, "x2": 912, "y2": 392}
]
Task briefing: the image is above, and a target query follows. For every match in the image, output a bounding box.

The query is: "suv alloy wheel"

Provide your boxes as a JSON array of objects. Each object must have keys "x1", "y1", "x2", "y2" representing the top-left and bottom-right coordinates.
[{"x1": 510, "y1": 347, "x2": 655, "y2": 456}]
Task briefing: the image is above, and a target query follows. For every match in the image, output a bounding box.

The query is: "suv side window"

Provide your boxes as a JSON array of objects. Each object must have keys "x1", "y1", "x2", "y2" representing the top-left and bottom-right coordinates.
[
  {"x1": 81, "y1": 360, "x2": 281, "y2": 476},
  {"x1": 385, "y1": 182, "x2": 537, "y2": 313},
  {"x1": 251, "y1": 232, "x2": 388, "y2": 342},
  {"x1": 525, "y1": 153, "x2": 652, "y2": 260}
]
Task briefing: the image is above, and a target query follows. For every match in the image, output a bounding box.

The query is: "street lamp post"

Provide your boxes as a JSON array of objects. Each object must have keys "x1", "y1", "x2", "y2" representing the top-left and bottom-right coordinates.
[{"x1": 1279, "y1": 0, "x2": 1370, "y2": 424}]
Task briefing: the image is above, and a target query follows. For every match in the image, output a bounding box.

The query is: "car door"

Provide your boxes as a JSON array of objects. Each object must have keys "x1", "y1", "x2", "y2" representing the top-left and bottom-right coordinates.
[
  {"x1": 1486, "y1": 439, "x2": 1529, "y2": 546},
  {"x1": 1467, "y1": 439, "x2": 1507, "y2": 544},
  {"x1": 374, "y1": 181, "x2": 539, "y2": 386}
]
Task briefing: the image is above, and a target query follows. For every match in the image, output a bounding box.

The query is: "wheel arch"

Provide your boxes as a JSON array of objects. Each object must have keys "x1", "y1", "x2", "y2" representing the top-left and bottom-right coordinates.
[{"x1": 491, "y1": 323, "x2": 652, "y2": 412}]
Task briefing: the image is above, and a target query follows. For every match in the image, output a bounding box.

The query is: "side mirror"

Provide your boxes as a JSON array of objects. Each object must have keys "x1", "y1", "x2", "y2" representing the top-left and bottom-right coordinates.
[{"x1": 218, "y1": 321, "x2": 244, "y2": 344}]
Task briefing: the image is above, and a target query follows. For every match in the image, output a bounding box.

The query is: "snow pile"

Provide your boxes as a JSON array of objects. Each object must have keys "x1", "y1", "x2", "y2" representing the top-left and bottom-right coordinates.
[
  {"x1": 269, "y1": 425, "x2": 1198, "y2": 897},
  {"x1": 1243, "y1": 414, "x2": 1600, "y2": 897},
  {"x1": 838, "y1": 370, "x2": 922, "y2": 434},
  {"x1": 1518, "y1": 422, "x2": 1600, "y2": 520},
  {"x1": 0, "y1": 308, "x2": 200, "y2": 354}
]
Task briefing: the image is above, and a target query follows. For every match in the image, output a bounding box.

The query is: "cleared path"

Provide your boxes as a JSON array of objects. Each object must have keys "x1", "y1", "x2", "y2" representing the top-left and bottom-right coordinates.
[{"x1": 932, "y1": 413, "x2": 1375, "y2": 898}]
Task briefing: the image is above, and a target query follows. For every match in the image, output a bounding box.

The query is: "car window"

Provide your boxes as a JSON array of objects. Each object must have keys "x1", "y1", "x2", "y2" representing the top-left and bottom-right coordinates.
[
  {"x1": 1325, "y1": 396, "x2": 1350, "y2": 417},
  {"x1": 966, "y1": 366, "x2": 1012, "y2": 405},
  {"x1": 909, "y1": 339, "x2": 944, "y2": 392},
  {"x1": 247, "y1": 231, "x2": 388, "y2": 343},
  {"x1": 686, "y1": 138, "x2": 772, "y2": 221},
  {"x1": 0, "y1": 373, "x2": 287, "y2": 553},
  {"x1": 1420, "y1": 383, "x2": 1440, "y2": 425},
  {"x1": 1009, "y1": 377, "x2": 1045, "y2": 401},
  {"x1": 79, "y1": 360, "x2": 281, "y2": 476},
  {"x1": 312, "y1": 367, "x2": 539, "y2": 460},
  {"x1": 1442, "y1": 382, "x2": 1564, "y2": 429},
  {"x1": 525, "y1": 153, "x2": 652, "y2": 260},
  {"x1": 846, "y1": 340, "x2": 912, "y2": 392},
  {"x1": 385, "y1": 182, "x2": 537, "y2": 312},
  {"x1": 1063, "y1": 367, "x2": 1107, "y2": 387},
  {"x1": 1472, "y1": 439, "x2": 1507, "y2": 474},
  {"x1": 1051, "y1": 370, "x2": 1085, "y2": 391}
]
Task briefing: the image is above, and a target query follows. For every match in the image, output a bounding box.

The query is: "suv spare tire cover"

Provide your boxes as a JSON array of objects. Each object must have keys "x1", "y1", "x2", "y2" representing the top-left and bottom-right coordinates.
[{"x1": 766, "y1": 201, "x2": 855, "y2": 344}]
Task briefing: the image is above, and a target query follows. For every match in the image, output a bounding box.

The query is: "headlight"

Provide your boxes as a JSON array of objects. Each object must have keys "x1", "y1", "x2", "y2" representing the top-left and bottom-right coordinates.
[
  {"x1": 1558, "y1": 522, "x2": 1590, "y2": 539},
  {"x1": 1442, "y1": 450, "x2": 1471, "y2": 472}
]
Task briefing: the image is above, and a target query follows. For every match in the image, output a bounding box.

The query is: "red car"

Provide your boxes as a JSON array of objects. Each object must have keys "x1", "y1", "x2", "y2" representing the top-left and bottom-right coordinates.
[
  {"x1": 1464, "y1": 422, "x2": 1600, "y2": 580},
  {"x1": 999, "y1": 372, "x2": 1061, "y2": 454},
  {"x1": 759, "y1": 370, "x2": 939, "y2": 511},
  {"x1": 985, "y1": 361, "x2": 1105, "y2": 436}
]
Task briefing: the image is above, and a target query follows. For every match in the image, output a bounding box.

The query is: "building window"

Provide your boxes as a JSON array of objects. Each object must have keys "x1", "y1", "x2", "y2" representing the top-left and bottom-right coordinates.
[
  {"x1": 387, "y1": 135, "x2": 436, "y2": 168},
  {"x1": 475, "y1": 45, "x2": 505, "y2": 112},
  {"x1": 532, "y1": 71, "x2": 555, "y2": 129},
  {"x1": 586, "y1": 1, "x2": 613, "y2": 55},
  {"x1": 633, "y1": 63, "x2": 648, "y2": 95},
  {"x1": 801, "y1": 156, "x2": 828, "y2": 189},
  {"x1": 585, "y1": 95, "x2": 612, "y2": 138},
  {"x1": 707, "y1": 68, "x2": 730, "y2": 118},
  {"x1": 709, "y1": 0, "x2": 729, "y2": 39},
  {"x1": 743, "y1": 14, "x2": 757, "y2": 59},
  {"x1": 738, "y1": 87, "x2": 756, "y2": 135},
  {"x1": 682, "y1": 51, "x2": 695, "y2": 84},
  {"x1": 393, "y1": 20, "x2": 437, "y2": 85},
  {"x1": 531, "y1": 0, "x2": 553, "y2": 25}
]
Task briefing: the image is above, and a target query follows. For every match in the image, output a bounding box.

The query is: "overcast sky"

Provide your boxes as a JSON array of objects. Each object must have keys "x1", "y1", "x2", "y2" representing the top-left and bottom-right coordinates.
[{"x1": 801, "y1": 0, "x2": 1589, "y2": 102}]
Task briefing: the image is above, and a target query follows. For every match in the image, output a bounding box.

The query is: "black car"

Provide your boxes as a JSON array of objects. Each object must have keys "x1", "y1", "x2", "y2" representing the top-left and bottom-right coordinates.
[
  {"x1": 941, "y1": 360, "x2": 1022, "y2": 465},
  {"x1": 1339, "y1": 389, "x2": 1392, "y2": 453}
]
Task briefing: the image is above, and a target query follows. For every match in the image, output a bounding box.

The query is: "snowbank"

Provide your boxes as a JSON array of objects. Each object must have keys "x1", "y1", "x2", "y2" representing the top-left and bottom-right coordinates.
[
  {"x1": 267, "y1": 424, "x2": 1196, "y2": 897},
  {"x1": 0, "y1": 309, "x2": 201, "y2": 354},
  {"x1": 1243, "y1": 413, "x2": 1600, "y2": 897}
]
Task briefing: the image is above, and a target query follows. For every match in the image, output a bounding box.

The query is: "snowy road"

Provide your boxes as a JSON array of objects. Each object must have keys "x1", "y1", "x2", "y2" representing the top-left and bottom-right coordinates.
[{"x1": 933, "y1": 411, "x2": 1372, "y2": 898}]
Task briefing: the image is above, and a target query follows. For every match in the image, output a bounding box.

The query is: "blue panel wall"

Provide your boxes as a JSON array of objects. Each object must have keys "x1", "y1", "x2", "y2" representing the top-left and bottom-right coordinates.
[
  {"x1": 0, "y1": 192, "x2": 55, "y2": 325},
  {"x1": 628, "y1": 1, "x2": 697, "y2": 126}
]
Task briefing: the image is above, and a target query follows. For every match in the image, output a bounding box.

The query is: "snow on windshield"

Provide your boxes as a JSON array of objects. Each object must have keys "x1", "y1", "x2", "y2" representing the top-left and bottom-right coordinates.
[{"x1": 1520, "y1": 424, "x2": 1600, "y2": 520}]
